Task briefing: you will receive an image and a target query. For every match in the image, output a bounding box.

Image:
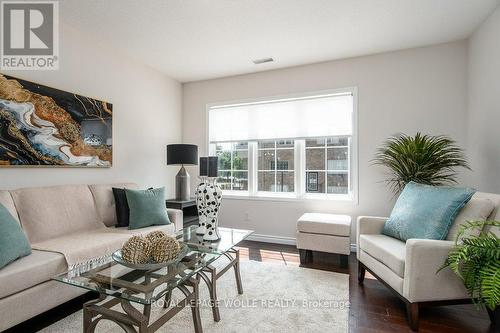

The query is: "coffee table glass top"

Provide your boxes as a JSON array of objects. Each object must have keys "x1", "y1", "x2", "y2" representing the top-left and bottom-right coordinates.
[
  {"x1": 175, "y1": 226, "x2": 253, "y2": 254},
  {"x1": 53, "y1": 227, "x2": 253, "y2": 305}
]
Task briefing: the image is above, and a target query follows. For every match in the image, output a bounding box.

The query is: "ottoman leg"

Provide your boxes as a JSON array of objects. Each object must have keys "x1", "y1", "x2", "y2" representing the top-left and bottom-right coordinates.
[
  {"x1": 340, "y1": 254, "x2": 348, "y2": 268},
  {"x1": 299, "y1": 249, "x2": 313, "y2": 264}
]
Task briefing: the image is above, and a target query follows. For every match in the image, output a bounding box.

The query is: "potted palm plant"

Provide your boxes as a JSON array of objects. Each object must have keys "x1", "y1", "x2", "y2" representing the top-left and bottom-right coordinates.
[
  {"x1": 440, "y1": 220, "x2": 500, "y2": 326},
  {"x1": 373, "y1": 133, "x2": 470, "y2": 194}
]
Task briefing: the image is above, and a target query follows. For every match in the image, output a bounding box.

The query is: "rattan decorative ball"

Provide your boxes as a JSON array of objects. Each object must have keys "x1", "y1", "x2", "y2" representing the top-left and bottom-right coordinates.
[
  {"x1": 151, "y1": 235, "x2": 181, "y2": 263},
  {"x1": 145, "y1": 230, "x2": 168, "y2": 247},
  {"x1": 121, "y1": 236, "x2": 152, "y2": 264}
]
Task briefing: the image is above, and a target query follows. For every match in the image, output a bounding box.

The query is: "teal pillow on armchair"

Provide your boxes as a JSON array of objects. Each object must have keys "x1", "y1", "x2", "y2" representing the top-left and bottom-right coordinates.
[
  {"x1": 125, "y1": 187, "x2": 171, "y2": 230},
  {"x1": 0, "y1": 203, "x2": 31, "y2": 269},
  {"x1": 383, "y1": 182, "x2": 475, "y2": 241}
]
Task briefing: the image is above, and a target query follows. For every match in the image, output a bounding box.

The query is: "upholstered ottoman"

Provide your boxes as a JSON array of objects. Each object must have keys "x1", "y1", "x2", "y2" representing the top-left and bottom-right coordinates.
[{"x1": 296, "y1": 213, "x2": 352, "y2": 267}]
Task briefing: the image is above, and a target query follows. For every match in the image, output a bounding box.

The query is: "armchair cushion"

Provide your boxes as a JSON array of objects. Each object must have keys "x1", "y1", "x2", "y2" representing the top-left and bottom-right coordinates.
[
  {"x1": 446, "y1": 197, "x2": 494, "y2": 241},
  {"x1": 359, "y1": 234, "x2": 406, "y2": 277},
  {"x1": 383, "y1": 182, "x2": 475, "y2": 241}
]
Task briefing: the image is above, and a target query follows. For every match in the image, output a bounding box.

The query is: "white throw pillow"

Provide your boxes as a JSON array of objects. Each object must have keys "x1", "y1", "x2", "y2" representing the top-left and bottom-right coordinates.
[{"x1": 446, "y1": 198, "x2": 495, "y2": 241}]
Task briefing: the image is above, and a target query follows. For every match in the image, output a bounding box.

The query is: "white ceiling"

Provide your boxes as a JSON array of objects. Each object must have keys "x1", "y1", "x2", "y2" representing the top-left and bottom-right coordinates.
[{"x1": 61, "y1": 0, "x2": 499, "y2": 82}]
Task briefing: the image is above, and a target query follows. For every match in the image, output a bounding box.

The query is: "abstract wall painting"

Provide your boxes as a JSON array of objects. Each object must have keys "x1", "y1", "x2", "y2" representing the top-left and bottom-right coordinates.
[{"x1": 0, "y1": 74, "x2": 112, "y2": 167}]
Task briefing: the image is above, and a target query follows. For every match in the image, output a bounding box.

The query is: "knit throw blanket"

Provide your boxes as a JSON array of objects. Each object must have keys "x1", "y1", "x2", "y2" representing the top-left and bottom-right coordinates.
[{"x1": 32, "y1": 228, "x2": 131, "y2": 274}]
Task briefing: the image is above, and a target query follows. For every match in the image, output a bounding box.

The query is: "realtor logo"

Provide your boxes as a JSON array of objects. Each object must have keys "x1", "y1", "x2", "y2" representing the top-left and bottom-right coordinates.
[{"x1": 1, "y1": 1, "x2": 59, "y2": 70}]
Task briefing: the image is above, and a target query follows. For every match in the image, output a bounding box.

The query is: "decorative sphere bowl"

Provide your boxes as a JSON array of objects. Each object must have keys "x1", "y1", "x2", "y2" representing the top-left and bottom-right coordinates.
[{"x1": 112, "y1": 243, "x2": 189, "y2": 270}]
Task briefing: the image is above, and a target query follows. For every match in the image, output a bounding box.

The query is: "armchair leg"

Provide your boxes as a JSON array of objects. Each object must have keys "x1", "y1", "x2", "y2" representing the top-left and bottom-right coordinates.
[
  {"x1": 357, "y1": 261, "x2": 365, "y2": 285},
  {"x1": 299, "y1": 249, "x2": 312, "y2": 265},
  {"x1": 405, "y1": 302, "x2": 419, "y2": 331}
]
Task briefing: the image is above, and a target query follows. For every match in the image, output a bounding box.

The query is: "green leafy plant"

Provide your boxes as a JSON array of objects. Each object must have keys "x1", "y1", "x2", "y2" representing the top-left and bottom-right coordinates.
[
  {"x1": 440, "y1": 220, "x2": 500, "y2": 310},
  {"x1": 373, "y1": 133, "x2": 470, "y2": 194}
]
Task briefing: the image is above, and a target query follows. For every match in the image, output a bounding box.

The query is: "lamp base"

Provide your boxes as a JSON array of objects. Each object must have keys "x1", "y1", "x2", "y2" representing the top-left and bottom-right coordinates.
[{"x1": 175, "y1": 165, "x2": 190, "y2": 201}]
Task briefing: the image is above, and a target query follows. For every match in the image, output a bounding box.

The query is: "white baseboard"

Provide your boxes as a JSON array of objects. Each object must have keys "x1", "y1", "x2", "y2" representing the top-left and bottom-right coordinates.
[
  {"x1": 246, "y1": 233, "x2": 358, "y2": 253},
  {"x1": 246, "y1": 233, "x2": 297, "y2": 246}
]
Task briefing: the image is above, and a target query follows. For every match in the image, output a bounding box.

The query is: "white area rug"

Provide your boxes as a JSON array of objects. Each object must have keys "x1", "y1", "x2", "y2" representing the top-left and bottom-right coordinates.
[{"x1": 40, "y1": 260, "x2": 349, "y2": 333}]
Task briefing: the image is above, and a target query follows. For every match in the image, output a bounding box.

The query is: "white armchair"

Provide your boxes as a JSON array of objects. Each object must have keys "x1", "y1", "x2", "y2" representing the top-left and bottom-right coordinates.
[{"x1": 356, "y1": 192, "x2": 500, "y2": 331}]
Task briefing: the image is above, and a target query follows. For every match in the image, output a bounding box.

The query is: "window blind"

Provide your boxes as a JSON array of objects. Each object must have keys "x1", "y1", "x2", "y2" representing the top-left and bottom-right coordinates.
[{"x1": 209, "y1": 93, "x2": 353, "y2": 143}]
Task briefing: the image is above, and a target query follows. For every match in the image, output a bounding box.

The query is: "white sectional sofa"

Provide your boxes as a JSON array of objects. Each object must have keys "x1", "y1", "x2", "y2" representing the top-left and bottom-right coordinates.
[{"x1": 0, "y1": 183, "x2": 183, "y2": 332}]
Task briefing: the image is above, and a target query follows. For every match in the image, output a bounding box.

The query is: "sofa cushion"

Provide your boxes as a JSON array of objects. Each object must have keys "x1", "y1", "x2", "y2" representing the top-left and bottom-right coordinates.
[
  {"x1": 446, "y1": 198, "x2": 495, "y2": 241},
  {"x1": 297, "y1": 213, "x2": 351, "y2": 236},
  {"x1": 0, "y1": 203, "x2": 32, "y2": 269},
  {"x1": 0, "y1": 250, "x2": 66, "y2": 299},
  {"x1": 112, "y1": 224, "x2": 176, "y2": 237},
  {"x1": 0, "y1": 191, "x2": 19, "y2": 224},
  {"x1": 383, "y1": 182, "x2": 475, "y2": 241},
  {"x1": 359, "y1": 234, "x2": 406, "y2": 277},
  {"x1": 474, "y1": 192, "x2": 500, "y2": 237},
  {"x1": 89, "y1": 183, "x2": 138, "y2": 227},
  {"x1": 10, "y1": 185, "x2": 104, "y2": 243},
  {"x1": 125, "y1": 187, "x2": 171, "y2": 230}
]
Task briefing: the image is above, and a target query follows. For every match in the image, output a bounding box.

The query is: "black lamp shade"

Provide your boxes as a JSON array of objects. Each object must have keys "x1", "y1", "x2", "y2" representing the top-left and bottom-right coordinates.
[
  {"x1": 167, "y1": 144, "x2": 198, "y2": 165},
  {"x1": 208, "y1": 156, "x2": 218, "y2": 177},
  {"x1": 199, "y1": 157, "x2": 208, "y2": 176}
]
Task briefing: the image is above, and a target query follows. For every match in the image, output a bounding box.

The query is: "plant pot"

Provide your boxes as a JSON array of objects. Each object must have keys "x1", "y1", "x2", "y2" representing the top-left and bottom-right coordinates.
[{"x1": 487, "y1": 306, "x2": 500, "y2": 329}]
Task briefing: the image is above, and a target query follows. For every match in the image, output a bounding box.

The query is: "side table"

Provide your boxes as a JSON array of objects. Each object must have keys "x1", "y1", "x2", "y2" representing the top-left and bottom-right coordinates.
[{"x1": 166, "y1": 199, "x2": 199, "y2": 228}]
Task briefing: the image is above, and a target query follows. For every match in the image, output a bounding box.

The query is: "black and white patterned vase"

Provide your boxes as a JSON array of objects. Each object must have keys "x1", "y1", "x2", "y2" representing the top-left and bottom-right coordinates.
[
  {"x1": 195, "y1": 177, "x2": 208, "y2": 235},
  {"x1": 198, "y1": 178, "x2": 222, "y2": 241}
]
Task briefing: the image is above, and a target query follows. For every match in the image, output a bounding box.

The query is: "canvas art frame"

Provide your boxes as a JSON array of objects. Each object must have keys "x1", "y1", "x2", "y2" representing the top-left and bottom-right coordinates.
[{"x1": 0, "y1": 74, "x2": 112, "y2": 167}]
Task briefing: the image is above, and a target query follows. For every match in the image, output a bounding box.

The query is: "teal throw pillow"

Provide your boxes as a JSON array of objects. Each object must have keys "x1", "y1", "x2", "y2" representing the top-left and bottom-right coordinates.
[
  {"x1": 125, "y1": 187, "x2": 171, "y2": 230},
  {"x1": 0, "y1": 203, "x2": 32, "y2": 269},
  {"x1": 383, "y1": 182, "x2": 475, "y2": 241}
]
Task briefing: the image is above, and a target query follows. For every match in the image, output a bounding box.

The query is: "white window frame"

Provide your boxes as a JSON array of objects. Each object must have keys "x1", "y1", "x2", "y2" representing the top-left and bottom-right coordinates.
[{"x1": 206, "y1": 87, "x2": 358, "y2": 203}]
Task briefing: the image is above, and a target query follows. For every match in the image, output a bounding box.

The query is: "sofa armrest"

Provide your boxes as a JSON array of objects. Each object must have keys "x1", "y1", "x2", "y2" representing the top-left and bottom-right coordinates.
[
  {"x1": 357, "y1": 216, "x2": 387, "y2": 235},
  {"x1": 403, "y1": 239, "x2": 468, "y2": 302},
  {"x1": 167, "y1": 208, "x2": 183, "y2": 232},
  {"x1": 356, "y1": 216, "x2": 387, "y2": 258}
]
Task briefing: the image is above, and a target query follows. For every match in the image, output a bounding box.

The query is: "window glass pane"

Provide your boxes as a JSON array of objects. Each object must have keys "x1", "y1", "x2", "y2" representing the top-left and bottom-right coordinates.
[
  {"x1": 258, "y1": 140, "x2": 275, "y2": 149},
  {"x1": 215, "y1": 142, "x2": 232, "y2": 151},
  {"x1": 327, "y1": 137, "x2": 348, "y2": 147},
  {"x1": 232, "y1": 171, "x2": 248, "y2": 191},
  {"x1": 258, "y1": 171, "x2": 275, "y2": 192},
  {"x1": 327, "y1": 172, "x2": 348, "y2": 194},
  {"x1": 216, "y1": 150, "x2": 232, "y2": 170},
  {"x1": 277, "y1": 149, "x2": 294, "y2": 170},
  {"x1": 258, "y1": 149, "x2": 275, "y2": 170},
  {"x1": 233, "y1": 142, "x2": 248, "y2": 150},
  {"x1": 306, "y1": 171, "x2": 325, "y2": 193},
  {"x1": 233, "y1": 150, "x2": 248, "y2": 170},
  {"x1": 276, "y1": 171, "x2": 294, "y2": 192},
  {"x1": 327, "y1": 148, "x2": 348, "y2": 170},
  {"x1": 306, "y1": 148, "x2": 325, "y2": 170},
  {"x1": 217, "y1": 171, "x2": 231, "y2": 190},
  {"x1": 276, "y1": 140, "x2": 294, "y2": 148},
  {"x1": 306, "y1": 138, "x2": 325, "y2": 147}
]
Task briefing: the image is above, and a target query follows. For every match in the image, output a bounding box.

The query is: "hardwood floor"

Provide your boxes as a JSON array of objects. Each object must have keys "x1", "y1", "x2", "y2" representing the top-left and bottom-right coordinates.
[
  {"x1": 236, "y1": 240, "x2": 496, "y2": 333},
  {"x1": 6, "y1": 240, "x2": 496, "y2": 333}
]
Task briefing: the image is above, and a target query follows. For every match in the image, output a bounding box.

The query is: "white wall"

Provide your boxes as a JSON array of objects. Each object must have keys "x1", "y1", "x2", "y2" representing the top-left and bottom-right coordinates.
[
  {"x1": 466, "y1": 6, "x2": 500, "y2": 193},
  {"x1": 1, "y1": 23, "x2": 182, "y2": 196},
  {"x1": 182, "y1": 41, "x2": 469, "y2": 243}
]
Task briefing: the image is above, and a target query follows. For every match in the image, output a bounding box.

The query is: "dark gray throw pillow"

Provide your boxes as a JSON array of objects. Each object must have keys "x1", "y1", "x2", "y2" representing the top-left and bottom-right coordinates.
[{"x1": 112, "y1": 187, "x2": 130, "y2": 228}]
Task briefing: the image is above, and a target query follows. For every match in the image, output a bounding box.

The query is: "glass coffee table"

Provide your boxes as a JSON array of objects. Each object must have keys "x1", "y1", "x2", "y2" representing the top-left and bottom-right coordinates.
[{"x1": 53, "y1": 226, "x2": 253, "y2": 333}]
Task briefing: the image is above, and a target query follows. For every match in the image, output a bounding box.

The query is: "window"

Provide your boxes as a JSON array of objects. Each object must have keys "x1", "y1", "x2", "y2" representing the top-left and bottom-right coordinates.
[
  {"x1": 208, "y1": 88, "x2": 357, "y2": 201},
  {"x1": 305, "y1": 137, "x2": 349, "y2": 194},
  {"x1": 214, "y1": 142, "x2": 248, "y2": 191},
  {"x1": 258, "y1": 140, "x2": 294, "y2": 193}
]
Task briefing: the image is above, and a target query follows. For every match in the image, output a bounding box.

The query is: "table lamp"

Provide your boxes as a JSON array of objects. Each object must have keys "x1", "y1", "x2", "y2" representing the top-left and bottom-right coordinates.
[{"x1": 166, "y1": 144, "x2": 198, "y2": 201}]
